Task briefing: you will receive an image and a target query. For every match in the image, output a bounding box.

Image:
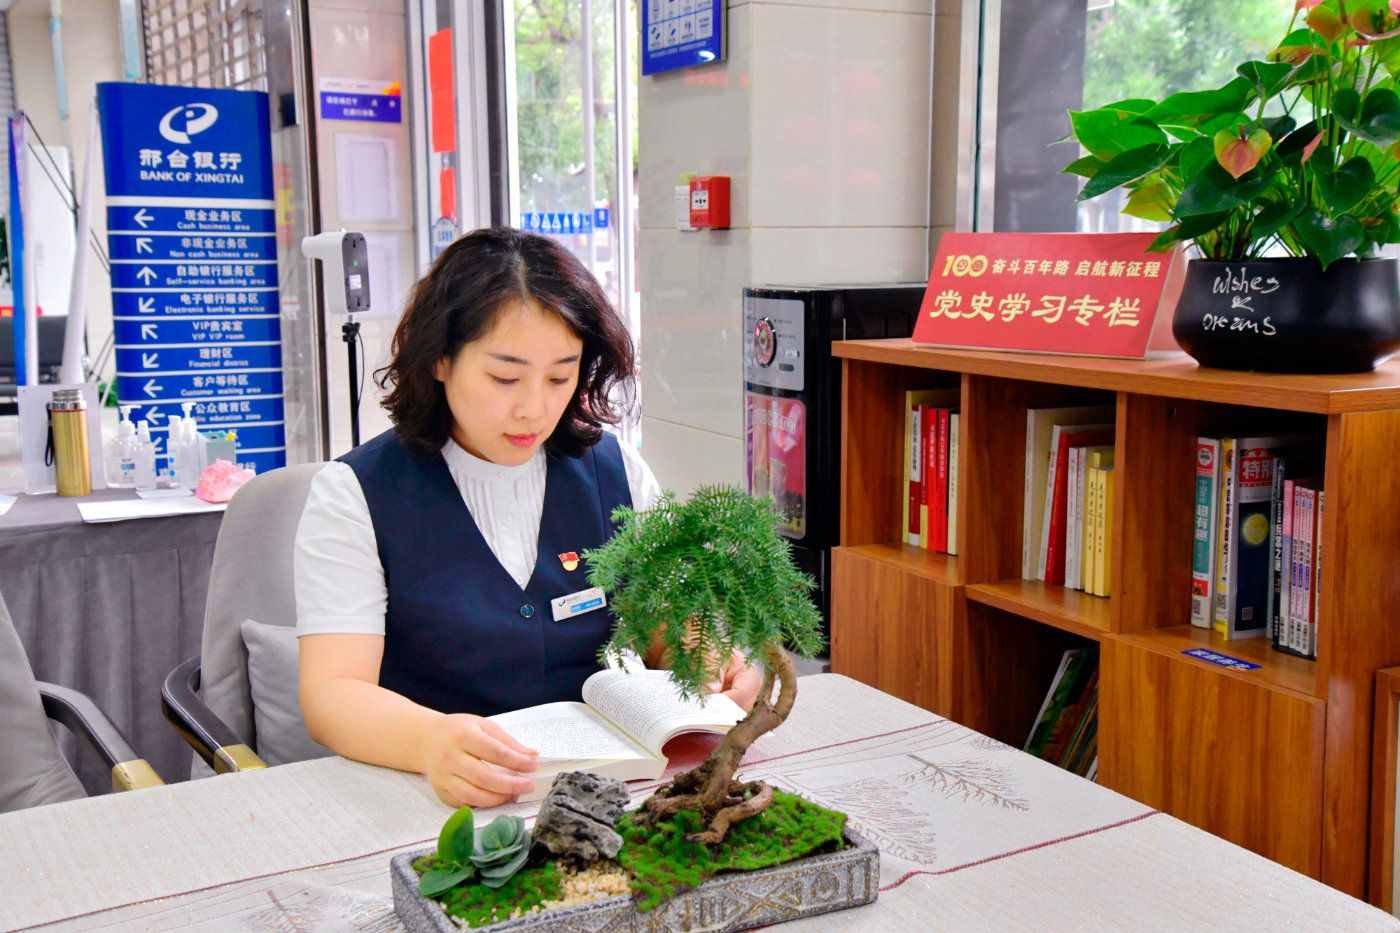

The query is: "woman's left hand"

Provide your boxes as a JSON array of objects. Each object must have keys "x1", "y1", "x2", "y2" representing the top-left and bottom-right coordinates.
[{"x1": 706, "y1": 650, "x2": 764, "y2": 711}]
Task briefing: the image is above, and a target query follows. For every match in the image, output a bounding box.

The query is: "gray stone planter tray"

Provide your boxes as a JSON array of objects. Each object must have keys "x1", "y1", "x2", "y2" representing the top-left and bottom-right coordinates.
[{"x1": 390, "y1": 824, "x2": 879, "y2": 932}]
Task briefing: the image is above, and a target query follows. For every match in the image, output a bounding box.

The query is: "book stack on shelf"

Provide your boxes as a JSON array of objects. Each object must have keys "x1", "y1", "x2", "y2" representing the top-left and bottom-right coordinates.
[
  {"x1": 1023, "y1": 407, "x2": 1115, "y2": 596},
  {"x1": 1025, "y1": 648, "x2": 1099, "y2": 781},
  {"x1": 1191, "y1": 435, "x2": 1323, "y2": 659},
  {"x1": 901, "y1": 389, "x2": 961, "y2": 554}
]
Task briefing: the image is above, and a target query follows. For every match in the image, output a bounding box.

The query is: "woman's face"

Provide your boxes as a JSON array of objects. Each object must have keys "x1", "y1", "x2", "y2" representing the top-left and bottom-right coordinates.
[{"x1": 434, "y1": 298, "x2": 584, "y2": 465}]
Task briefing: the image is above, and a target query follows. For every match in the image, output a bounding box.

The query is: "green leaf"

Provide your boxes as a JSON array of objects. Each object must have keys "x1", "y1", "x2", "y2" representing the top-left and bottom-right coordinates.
[
  {"x1": 1277, "y1": 121, "x2": 1323, "y2": 165},
  {"x1": 1148, "y1": 211, "x2": 1232, "y2": 251},
  {"x1": 1176, "y1": 163, "x2": 1251, "y2": 216},
  {"x1": 1251, "y1": 200, "x2": 1304, "y2": 240},
  {"x1": 1062, "y1": 154, "x2": 1107, "y2": 178},
  {"x1": 1294, "y1": 211, "x2": 1365, "y2": 268},
  {"x1": 1069, "y1": 110, "x2": 1168, "y2": 160},
  {"x1": 1144, "y1": 77, "x2": 1253, "y2": 128},
  {"x1": 1077, "y1": 144, "x2": 1173, "y2": 201},
  {"x1": 437, "y1": 806, "x2": 475, "y2": 865},
  {"x1": 478, "y1": 849, "x2": 531, "y2": 889},
  {"x1": 1178, "y1": 136, "x2": 1217, "y2": 182},
  {"x1": 1123, "y1": 177, "x2": 1175, "y2": 222},
  {"x1": 1355, "y1": 88, "x2": 1400, "y2": 144},
  {"x1": 1316, "y1": 157, "x2": 1376, "y2": 213},
  {"x1": 1335, "y1": 87, "x2": 1362, "y2": 125},
  {"x1": 1199, "y1": 111, "x2": 1252, "y2": 137},
  {"x1": 1260, "y1": 115, "x2": 1298, "y2": 140},
  {"x1": 419, "y1": 864, "x2": 474, "y2": 897},
  {"x1": 1236, "y1": 60, "x2": 1296, "y2": 98}
]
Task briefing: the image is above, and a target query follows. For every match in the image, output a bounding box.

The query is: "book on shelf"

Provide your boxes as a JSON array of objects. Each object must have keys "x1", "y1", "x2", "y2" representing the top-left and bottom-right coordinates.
[
  {"x1": 1281, "y1": 483, "x2": 1322, "y2": 659},
  {"x1": 925, "y1": 407, "x2": 952, "y2": 554},
  {"x1": 1082, "y1": 453, "x2": 1115, "y2": 597},
  {"x1": 947, "y1": 414, "x2": 961, "y2": 556},
  {"x1": 1212, "y1": 438, "x2": 1237, "y2": 632},
  {"x1": 902, "y1": 389, "x2": 959, "y2": 547},
  {"x1": 1211, "y1": 436, "x2": 1307, "y2": 639},
  {"x1": 1099, "y1": 466, "x2": 1115, "y2": 597},
  {"x1": 1023, "y1": 406, "x2": 1115, "y2": 580},
  {"x1": 1069, "y1": 445, "x2": 1112, "y2": 594},
  {"x1": 1041, "y1": 424, "x2": 1114, "y2": 585},
  {"x1": 1025, "y1": 649, "x2": 1100, "y2": 778},
  {"x1": 489, "y1": 668, "x2": 746, "y2": 802},
  {"x1": 1191, "y1": 438, "x2": 1222, "y2": 629}
]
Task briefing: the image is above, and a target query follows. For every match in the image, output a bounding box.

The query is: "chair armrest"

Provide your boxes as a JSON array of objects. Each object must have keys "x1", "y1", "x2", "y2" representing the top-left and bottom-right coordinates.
[
  {"x1": 36, "y1": 681, "x2": 165, "y2": 793},
  {"x1": 161, "y1": 656, "x2": 266, "y2": 774}
]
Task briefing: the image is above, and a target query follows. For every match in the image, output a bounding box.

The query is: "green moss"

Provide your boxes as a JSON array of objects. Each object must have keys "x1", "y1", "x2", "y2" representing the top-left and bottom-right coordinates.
[
  {"x1": 616, "y1": 789, "x2": 846, "y2": 912},
  {"x1": 412, "y1": 854, "x2": 563, "y2": 928}
]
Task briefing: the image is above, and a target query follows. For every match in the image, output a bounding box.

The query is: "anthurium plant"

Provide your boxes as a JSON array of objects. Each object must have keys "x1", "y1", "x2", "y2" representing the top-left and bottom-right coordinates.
[{"x1": 1067, "y1": 0, "x2": 1400, "y2": 268}]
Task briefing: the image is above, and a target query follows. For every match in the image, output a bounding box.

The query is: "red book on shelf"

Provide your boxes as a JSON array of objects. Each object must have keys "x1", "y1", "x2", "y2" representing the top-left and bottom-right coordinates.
[
  {"x1": 932, "y1": 409, "x2": 952, "y2": 553},
  {"x1": 1046, "y1": 427, "x2": 1114, "y2": 585},
  {"x1": 918, "y1": 405, "x2": 934, "y2": 549}
]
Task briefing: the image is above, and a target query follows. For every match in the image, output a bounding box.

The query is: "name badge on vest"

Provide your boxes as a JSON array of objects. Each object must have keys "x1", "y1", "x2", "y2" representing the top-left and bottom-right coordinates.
[{"x1": 551, "y1": 587, "x2": 607, "y2": 623}]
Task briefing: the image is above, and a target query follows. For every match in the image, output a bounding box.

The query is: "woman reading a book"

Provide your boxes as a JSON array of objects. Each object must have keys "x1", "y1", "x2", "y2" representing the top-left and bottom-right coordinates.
[{"x1": 294, "y1": 228, "x2": 762, "y2": 808}]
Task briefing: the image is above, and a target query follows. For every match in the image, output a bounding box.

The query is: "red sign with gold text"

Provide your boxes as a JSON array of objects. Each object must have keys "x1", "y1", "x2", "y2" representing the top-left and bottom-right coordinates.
[{"x1": 913, "y1": 233, "x2": 1184, "y2": 358}]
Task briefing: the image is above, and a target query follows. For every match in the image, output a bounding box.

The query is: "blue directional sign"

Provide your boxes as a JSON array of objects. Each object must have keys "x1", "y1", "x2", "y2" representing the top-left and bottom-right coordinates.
[
  {"x1": 642, "y1": 0, "x2": 724, "y2": 76},
  {"x1": 98, "y1": 82, "x2": 285, "y2": 475}
]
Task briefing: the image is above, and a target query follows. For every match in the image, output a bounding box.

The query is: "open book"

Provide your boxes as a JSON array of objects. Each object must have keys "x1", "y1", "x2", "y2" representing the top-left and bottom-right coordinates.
[{"x1": 489, "y1": 668, "x2": 747, "y2": 802}]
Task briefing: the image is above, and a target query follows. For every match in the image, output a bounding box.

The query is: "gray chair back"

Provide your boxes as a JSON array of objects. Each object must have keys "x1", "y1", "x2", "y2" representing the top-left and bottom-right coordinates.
[
  {"x1": 0, "y1": 589, "x2": 85, "y2": 812},
  {"x1": 195, "y1": 463, "x2": 322, "y2": 774}
]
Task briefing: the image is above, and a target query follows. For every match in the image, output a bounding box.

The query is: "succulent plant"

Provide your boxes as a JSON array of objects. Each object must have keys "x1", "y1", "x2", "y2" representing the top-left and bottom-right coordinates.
[
  {"x1": 471, "y1": 815, "x2": 531, "y2": 888},
  {"x1": 419, "y1": 805, "x2": 478, "y2": 897}
]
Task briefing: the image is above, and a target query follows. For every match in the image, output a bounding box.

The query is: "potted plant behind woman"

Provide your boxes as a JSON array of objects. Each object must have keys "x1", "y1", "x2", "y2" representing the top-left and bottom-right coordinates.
[{"x1": 1066, "y1": 0, "x2": 1400, "y2": 373}]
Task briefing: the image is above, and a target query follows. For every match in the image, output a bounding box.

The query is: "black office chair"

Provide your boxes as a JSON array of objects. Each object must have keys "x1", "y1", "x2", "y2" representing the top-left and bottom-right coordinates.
[{"x1": 0, "y1": 589, "x2": 164, "y2": 812}]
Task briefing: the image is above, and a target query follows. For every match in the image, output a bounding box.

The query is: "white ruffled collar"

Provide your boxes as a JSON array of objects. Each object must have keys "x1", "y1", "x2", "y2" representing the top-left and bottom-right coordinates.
[{"x1": 441, "y1": 438, "x2": 544, "y2": 484}]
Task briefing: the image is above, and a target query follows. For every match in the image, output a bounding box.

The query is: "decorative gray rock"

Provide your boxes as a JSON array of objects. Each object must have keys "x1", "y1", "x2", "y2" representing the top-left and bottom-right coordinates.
[{"x1": 530, "y1": 771, "x2": 629, "y2": 863}]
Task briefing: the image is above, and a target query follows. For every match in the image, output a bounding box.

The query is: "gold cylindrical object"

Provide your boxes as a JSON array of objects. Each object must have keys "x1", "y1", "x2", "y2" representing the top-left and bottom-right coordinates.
[{"x1": 48, "y1": 388, "x2": 92, "y2": 497}]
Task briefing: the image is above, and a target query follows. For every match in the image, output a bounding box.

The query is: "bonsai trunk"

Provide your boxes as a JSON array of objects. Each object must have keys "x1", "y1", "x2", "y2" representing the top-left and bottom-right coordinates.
[{"x1": 642, "y1": 641, "x2": 797, "y2": 845}]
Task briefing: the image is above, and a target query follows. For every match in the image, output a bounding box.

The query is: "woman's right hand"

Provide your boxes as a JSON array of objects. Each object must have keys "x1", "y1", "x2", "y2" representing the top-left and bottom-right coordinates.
[{"x1": 421, "y1": 714, "x2": 540, "y2": 808}]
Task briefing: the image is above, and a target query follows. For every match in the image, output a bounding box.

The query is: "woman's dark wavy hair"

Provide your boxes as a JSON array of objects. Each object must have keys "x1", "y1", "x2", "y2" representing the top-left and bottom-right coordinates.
[{"x1": 375, "y1": 227, "x2": 635, "y2": 458}]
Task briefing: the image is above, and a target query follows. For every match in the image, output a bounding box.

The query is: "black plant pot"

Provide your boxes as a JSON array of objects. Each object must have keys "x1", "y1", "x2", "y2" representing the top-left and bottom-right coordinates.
[{"x1": 1172, "y1": 258, "x2": 1400, "y2": 374}]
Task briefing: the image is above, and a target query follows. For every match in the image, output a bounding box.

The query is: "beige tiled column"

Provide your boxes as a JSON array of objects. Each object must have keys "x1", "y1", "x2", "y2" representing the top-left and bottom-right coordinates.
[{"x1": 638, "y1": 0, "x2": 941, "y2": 494}]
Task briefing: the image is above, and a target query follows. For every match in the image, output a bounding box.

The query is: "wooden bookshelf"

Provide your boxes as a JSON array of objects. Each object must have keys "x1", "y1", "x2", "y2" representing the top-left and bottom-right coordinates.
[{"x1": 830, "y1": 339, "x2": 1400, "y2": 904}]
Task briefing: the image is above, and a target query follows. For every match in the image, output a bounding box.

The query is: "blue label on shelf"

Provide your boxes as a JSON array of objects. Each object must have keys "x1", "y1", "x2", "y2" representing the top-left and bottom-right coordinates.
[
  {"x1": 1182, "y1": 648, "x2": 1261, "y2": 671},
  {"x1": 98, "y1": 81, "x2": 286, "y2": 472}
]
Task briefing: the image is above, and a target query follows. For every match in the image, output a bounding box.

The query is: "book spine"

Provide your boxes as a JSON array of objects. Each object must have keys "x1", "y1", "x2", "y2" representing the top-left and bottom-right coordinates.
[
  {"x1": 1026, "y1": 650, "x2": 1082, "y2": 756},
  {"x1": 935, "y1": 408, "x2": 951, "y2": 553},
  {"x1": 1269, "y1": 460, "x2": 1286, "y2": 649},
  {"x1": 909, "y1": 403, "x2": 923, "y2": 547},
  {"x1": 1093, "y1": 467, "x2": 1108, "y2": 597},
  {"x1": 1279, "y1": 479, "x2": 1294, "y2": 653},
  {"x1": 1228, "y1": 446, "x2": 1275, "y2": 640},
  {"x1": 918, "y1": 403, "x2": 929, "y2": 549},
  {"x1": 1024, "y1": 650, "x2": 1074, "y2": 752},
  {"x1": 1191, "y1": 438, "x2": 1220, "y2": 629},
  {"x1": 1081, "y1": 457, "x2": 1096, "y2": 594},
  {"x1": 1039, "y1": 425, "x2": 1064, "y2": 581},
  {"x1": 1288, "y1": 484, "x2": 1306, "y2": 655},
  {"x1": 1310, "y1": 491, "x2": 1324, "y2": 660},
  {"x1": 1213, "y1": 439, "x2": 1237, "y2": 634},
  {"x1": 1294, "y1": 487, "x2": 1316, "y2": 656},
  {"x1": 947, "y1": 413, "x2": 961, "y2": 556},
  {"x1": 1066, "y1": 447, "x2": 1081, "y2": 591},
  {"x1": 902, "y1": 394, "x2": 912, "y2": 545},
  {"x1": 1022, "y1": 412, "x2": 1038, "y2": 579},
  {"x1": 1103, "y1": 468, "x2": 1115, "y2": 597}
]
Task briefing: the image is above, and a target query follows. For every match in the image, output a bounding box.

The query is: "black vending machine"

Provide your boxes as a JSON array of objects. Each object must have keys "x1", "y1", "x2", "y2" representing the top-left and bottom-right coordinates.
[{"x1": 742, "y1": 283, "x2": 927, "y2": 634}]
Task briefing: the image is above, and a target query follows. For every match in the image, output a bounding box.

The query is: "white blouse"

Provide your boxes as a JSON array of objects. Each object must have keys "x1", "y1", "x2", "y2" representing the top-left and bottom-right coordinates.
[{"x1": 293, "y1": 435, "x2": 663, "y2": 638}]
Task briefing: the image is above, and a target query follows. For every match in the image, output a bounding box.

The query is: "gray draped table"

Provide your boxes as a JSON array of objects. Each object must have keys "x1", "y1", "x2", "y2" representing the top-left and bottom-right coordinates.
[{"x1": 0, "y1": 489, "x2": 222, "y2": 791}]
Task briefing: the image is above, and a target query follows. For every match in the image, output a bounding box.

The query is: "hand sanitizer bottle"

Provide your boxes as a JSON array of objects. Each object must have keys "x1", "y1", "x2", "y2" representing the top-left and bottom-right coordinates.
[
  {"x1": 176, "y1": 401, "x2": 205, "y2": 486},
  {"x1": 134, "y1": 421, "x2": 158, "y2": 491},
  {"x1": 106, "y1": 406, "x2": 138, "y2": 488}
]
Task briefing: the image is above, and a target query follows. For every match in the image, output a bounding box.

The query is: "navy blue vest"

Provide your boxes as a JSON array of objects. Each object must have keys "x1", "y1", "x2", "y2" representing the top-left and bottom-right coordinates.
[{"x1": 340, "y1": 429, "x2": 632, "y2": 716}]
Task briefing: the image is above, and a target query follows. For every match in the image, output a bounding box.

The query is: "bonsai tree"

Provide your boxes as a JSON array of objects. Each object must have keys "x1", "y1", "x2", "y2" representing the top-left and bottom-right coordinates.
[
  {"x1": 1065, "y1": 0, "x2": 1400, "y2": 268},
  {"x1": 584, "y1": 485, "x2": 824, "y2": 845}
]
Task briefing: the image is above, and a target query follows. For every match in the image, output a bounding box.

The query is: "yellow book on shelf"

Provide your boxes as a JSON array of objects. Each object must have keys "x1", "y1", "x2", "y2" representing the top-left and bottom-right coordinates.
[
  {"x1": 1103, "y1": 467, "x2": 1115, "y2": 597},
  {"x1": 1093, "y1": 467, "x2": 1108, "y2": 597},
  {"x1": 1082, "y1": 464, "x2": 1099, "y2": 595}
]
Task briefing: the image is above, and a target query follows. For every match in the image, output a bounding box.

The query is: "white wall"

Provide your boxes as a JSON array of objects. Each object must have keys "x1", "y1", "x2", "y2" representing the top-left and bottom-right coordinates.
[
  {"x1": 309, "y1": 0, "x2": 414, "y2": 457},
  {"x1": 8, "y1": 0, "x2": 122, "y2": 377},
  {"x1": 638, "y1": 0, "x2": 935, "y2": 496}
]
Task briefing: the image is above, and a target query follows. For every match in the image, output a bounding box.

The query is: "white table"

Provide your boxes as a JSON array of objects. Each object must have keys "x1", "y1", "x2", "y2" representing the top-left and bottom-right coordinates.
[{"x1": 1, "y1": 675, "x2": 1393, "y2": 932}]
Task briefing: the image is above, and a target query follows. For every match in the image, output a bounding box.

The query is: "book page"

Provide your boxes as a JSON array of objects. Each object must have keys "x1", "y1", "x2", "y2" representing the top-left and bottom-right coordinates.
[
  {"x1": 489, "y1": 701, "x2": 652, "y2": 764},
  {"x1": 582, "y1": 668, "x2": 745, "y2": 757}
]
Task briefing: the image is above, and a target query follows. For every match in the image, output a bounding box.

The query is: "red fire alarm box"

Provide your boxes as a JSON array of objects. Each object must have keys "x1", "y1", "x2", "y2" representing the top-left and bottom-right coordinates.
[{"x1": 689, "y1": 176, "x2": 731, "y2": 229}]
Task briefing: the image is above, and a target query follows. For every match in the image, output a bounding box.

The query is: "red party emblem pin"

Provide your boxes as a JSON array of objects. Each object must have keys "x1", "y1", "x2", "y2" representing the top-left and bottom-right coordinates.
[{"x1": 558, "y1": 551, "x2": 580, "y2": 572}]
